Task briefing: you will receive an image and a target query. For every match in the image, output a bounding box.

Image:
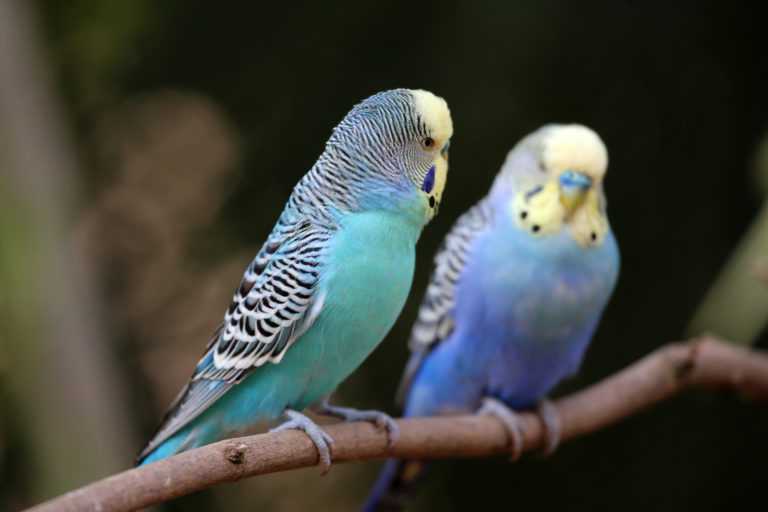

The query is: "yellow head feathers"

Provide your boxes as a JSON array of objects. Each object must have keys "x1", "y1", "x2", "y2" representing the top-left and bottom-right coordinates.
[
  {"x1": 541, "y1": 124, "x2": 608, "y2": 182},
  {"x1": 411, "y1": 90, "x2": 452, "y2": 220},
  {"x1": 411, "y1": 90, "x2": 453, "y2": 145}
]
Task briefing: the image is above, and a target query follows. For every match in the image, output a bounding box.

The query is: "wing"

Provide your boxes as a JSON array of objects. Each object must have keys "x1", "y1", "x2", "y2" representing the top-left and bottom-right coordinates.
[
  {"x1": 138, "y1": 219, "x2": 331, "y2": 461},
  {"x1": 395, "y1": 198, "x2": 493, "y2": 407}
]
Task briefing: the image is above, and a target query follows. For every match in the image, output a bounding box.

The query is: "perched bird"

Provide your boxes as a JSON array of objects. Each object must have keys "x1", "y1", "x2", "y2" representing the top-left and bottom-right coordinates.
[
  {"x1": 137, "y1": 89, "x2": 453, "y2": 472},
  {"x1": 363, "y1": 124, "x2": 620, "y2": 510}
]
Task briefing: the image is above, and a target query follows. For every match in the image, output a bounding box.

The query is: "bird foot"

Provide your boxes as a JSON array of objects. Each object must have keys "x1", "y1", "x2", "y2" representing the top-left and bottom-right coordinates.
[
  {"x1": 478, "y1": 396, "x2": 525, "y2": 461},
  {"x1": 312, "y1": 402, "x2": 399, "y2": 448},
  {"x1": 536, "y1": 398, "x2": 562, "y2": 457},
  {"x1": 270, "y1": 409, "x2": 335, "y2": 475}
]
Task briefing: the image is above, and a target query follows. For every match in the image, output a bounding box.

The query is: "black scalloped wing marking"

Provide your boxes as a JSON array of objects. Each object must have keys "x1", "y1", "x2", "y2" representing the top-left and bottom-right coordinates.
[
  {"x1": 204, "y1": 228, "x2": 329, "y2": 379},
  {"x1": 136, "y1": 226, "x2": 329, "y2": 463},
  {"x1": 395, "y1": 200, "x2": 492, "y2": 408}
]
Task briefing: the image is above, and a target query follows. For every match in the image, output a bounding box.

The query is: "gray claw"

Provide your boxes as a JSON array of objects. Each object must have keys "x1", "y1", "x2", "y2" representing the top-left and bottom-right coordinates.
[
  {"x1": 313, "y1": 402, "x2": 399, "y2": 448},
  {"x1": 536, "y1": 398, "x2": 562, "y2": 457},
  {"x1": 478, "y1": 396, "x2": 525, "y2": 461},
  {"x1": 270, "y1": 409, "x2": 335, "y2": 475}
]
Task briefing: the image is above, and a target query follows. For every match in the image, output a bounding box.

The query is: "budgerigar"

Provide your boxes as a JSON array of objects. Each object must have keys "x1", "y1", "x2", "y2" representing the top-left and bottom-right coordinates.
[
  {"x1": 137, "y1": 89, "x2": 453, "y2": 471},
  {"x1": 363, "y1": 124, "x2": 619, "y2": 510}
]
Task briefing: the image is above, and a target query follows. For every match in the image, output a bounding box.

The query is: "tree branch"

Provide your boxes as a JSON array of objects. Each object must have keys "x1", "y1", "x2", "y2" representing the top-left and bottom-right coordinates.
[{"x1": 25, "y1": 337, "x2": 768, "y2": 512}]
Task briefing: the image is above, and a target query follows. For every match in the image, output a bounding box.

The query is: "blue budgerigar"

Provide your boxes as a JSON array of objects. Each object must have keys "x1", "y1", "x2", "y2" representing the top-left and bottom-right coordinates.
[
  {"x1": 363, "y1": 124, "x2": 620, "y2": 510},
  {"x1": 137, "y1": 89, "x2": 453, "y2": 471}
]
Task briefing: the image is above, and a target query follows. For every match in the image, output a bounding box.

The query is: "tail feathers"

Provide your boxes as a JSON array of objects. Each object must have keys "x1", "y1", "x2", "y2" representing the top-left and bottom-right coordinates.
[
  {"x1": 137, "y1": 436, "x2": 184, "y2": 466},
  {"x1": 136, "y1": 420, "x2": 210, "y2": 466},
  {"x1": 361, "y1": 459, "x2": 430, "y2": 512},
  {"x1": 136, "y1": 426, "x2": 200, "y2": 466}
]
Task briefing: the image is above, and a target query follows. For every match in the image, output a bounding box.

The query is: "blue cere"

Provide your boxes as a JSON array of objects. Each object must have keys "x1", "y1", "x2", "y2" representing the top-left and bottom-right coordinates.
[{"x1": 560, "y1": 170, "x2": 592, "y2": 190}]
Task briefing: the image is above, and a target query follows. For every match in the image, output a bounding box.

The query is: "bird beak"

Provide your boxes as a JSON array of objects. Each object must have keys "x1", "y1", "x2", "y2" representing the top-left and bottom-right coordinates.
[
  {"x1": 559, "y1": 171, "x2": 592, "y2": 214},
  {"x1": 440, "y1": 139, "x2": 450, "y2": 161}
]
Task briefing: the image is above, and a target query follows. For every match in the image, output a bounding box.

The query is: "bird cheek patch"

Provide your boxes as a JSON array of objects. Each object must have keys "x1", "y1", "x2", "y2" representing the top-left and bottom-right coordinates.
[
  {"x1": 512, "y1": 182, "x2": 564, "y2": 236},
  {"x1": 423, "y1": 158, "x2": 447, "y2": 217},
  {"x1": 422, "y1": 165, "x2": 439, "y2": 211},
  {"x1": 422, "y1": 166, "x2": 435, "y2": 193},
  {"x1": 569, "y1": 189, "x2": 609, "y2": 247}
]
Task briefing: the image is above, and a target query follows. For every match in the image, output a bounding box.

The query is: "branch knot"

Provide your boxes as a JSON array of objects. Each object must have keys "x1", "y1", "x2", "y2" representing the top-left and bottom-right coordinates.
[{"x1": 224, "y1": 443, "x2": 247, "y2": 465}]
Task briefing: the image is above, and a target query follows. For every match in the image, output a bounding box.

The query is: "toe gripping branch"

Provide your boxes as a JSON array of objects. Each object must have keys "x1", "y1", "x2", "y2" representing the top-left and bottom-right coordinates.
[
  {"x1": 270, "y1": 409, "x2": 335, "y2": 474},
  {"x1": 271, "y1": 395, "x2": 403, "y2": 475},
  {"x1": 311, "y1": 394, "x2": 400, "y2": 448},
  {"x1": 478, "y1": 397, "x2": 526, "y2": 461},
  {"x1": 478, "y1": 396, "x2": 562, "y2": 460}
]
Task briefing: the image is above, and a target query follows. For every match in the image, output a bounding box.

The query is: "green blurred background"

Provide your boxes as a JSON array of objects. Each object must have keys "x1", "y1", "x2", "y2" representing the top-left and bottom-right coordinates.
[{"x1": 1, "y1": 1, "x2": 768, "y2": 510}]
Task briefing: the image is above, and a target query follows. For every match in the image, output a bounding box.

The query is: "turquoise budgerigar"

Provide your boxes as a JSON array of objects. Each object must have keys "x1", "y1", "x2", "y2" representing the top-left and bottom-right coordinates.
[
  {"x1": 363, "y1": 124, "x2": 620, "y2": 510},
  {"x1": 137, "y1": 89, "x2": 453, "y2": 471}
]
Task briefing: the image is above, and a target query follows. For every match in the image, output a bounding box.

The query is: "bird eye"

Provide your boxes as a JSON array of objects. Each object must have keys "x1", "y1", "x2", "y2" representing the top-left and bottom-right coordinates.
[{"x1": 420, "y1": 137, "x2": 435, "y2": 150}]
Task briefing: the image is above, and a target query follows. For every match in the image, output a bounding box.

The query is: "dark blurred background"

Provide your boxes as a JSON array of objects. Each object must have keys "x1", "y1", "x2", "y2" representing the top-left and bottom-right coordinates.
[{"x1": 1, "y1": 1, "x2": 768, "y2": 510}]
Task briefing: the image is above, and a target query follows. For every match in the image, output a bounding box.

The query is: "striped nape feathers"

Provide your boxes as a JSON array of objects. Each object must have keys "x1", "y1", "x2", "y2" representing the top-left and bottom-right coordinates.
[
  {"x1": 320, "y1": 89, "x2": 452, "y2": 221},
  {"x1": 495, "y1": 124, "x2": 610, "y2": 247}
]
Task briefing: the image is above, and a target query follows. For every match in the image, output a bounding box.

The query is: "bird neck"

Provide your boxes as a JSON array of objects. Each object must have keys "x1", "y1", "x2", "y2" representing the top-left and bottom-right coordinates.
[{"x1": 356, "y1": 179, "x2": 431, "y2": 230}]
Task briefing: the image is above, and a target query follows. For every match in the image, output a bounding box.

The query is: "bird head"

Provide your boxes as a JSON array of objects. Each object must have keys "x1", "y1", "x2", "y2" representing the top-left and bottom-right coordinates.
[
  {"x1": 329, "y1": 89, "x2": 452, "y2": 222},
  {"x1": 495, "y1": 124, "x2": 610, "y2": 247}
]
